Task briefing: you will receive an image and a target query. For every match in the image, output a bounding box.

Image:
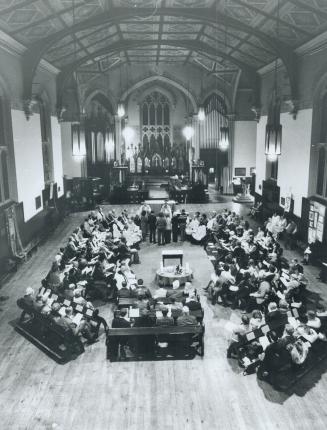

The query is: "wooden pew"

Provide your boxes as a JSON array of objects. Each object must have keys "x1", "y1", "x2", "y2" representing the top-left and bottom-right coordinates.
[
  {"x1": 16, "y1": 298, "x2": 85, "y2": 364},
  {"x1": 106, "y1": 325, "x2": 205, "y2": 361}
]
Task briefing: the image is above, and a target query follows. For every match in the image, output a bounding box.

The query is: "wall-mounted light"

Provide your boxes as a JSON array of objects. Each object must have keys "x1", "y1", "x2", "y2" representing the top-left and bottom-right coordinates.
[
  {"x1": 117, "y1": 102, "x2": 125, "y2": 118},
  {"x1": 198, "y1": 106, "x2": 205, "y2": 121},
  {"x1": 72, "y1": 122, "x2": 86, "y2": 158},
  {"x1": 219, "y1": 126, "x2": 229, "y2": 151},
  {"x1": 182, "y1": 125, "x2": 194, "y2": 141},
  {"x1": 265, "y1": 124, "x2": 282, "y2": 160},
  {"x1": 122, "y1": 126, "x2": 135, "y2": 146}
]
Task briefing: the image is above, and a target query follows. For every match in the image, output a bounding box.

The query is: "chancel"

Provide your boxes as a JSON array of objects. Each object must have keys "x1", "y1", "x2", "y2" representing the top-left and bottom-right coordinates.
[{"x1": 1, "y1": 1, "x2": 327, "y2": 429}]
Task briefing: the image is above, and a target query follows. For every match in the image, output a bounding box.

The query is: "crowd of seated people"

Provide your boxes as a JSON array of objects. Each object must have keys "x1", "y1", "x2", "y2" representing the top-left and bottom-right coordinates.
[
  {"x1": 18, "y1": 286, "x2": 104, "y2": 346},
  {"x1": 109, "y1": 278, "x2": 203, "y2": 358},
  {"x1": 19, "y1": 206, "x2": 150, "y2": 349},
  {"x1": 199, "y1": 208, "x2": 327, "y2": 380},
  {"x1": 43, "y1": 206, "x2": 144, "y2": 303},
  {"x1": 204, "y1": 209, "x2": 308, "y2": 315},
  {"x1": 24, "y1": 204, "x2": 204, "y2": 357}
]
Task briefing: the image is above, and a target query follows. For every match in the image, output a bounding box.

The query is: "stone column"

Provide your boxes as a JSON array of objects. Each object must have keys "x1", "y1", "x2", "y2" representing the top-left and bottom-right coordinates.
[
  {"x1": 114, "y1": 115, "x2": 122, "y2": 163},
  {"x1": 192, "y1": 114, "x2": 200, "y2": 161},
  {"x1": 227, "y1": 113, "x2": 236, "y2": 194}
]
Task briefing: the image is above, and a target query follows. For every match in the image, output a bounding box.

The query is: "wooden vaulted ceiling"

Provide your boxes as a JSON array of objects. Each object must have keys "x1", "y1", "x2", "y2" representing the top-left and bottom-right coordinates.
[{"x1": 1, "y1": 0, "x2": 327, "y2": 82}]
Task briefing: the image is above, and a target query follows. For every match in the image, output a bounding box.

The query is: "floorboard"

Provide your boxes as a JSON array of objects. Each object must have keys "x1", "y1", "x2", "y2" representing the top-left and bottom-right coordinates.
[{"x1": 0, "y1": 201, "x2": 327, "y2": 430}]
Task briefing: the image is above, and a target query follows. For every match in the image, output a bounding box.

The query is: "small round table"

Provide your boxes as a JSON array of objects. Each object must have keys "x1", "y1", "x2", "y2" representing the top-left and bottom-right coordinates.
[{"x1": 156, "y1": 269, "x2": 193, "y2": 287}]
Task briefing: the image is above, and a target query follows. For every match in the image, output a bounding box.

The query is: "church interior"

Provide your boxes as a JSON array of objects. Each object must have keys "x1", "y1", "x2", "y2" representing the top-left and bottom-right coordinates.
[{"x1": 1, "y1": 1, "x2": 327, "y2": 429}]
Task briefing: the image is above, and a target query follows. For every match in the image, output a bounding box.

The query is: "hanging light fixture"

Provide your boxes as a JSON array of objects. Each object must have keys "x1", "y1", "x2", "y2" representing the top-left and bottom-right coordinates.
[
  {"x1": 122, "y1": 126, "x2": 135, "y2": 145},
  {"x1": 117, "y1": 51, "x2": 125, "y2": 117},
  {"x1": 182, "y1": 125, "x2": 195, "y2": 141},
  {"x1": 265, "y1": 0, "x2": 282, "y2": 160},
  {"x1": 117, "y1": 102, "x2": 125, "y2": 118},
  {"x1": 219, "y1": 3, "x2": 229, "y2": 151},
  {"x1": 71, "y1": 0, "x2": 86, "y2": 159},
  {"x1": 183, "y1": 79, "x2": 194, "y2": 141},
  {"x1": 198, "y1": 72, "x2": 205, "y2": 121},
  {"x1": 220, "y1": 126, "x2": 229, "y2": 151},
  {"x1": 198, "y1": 106, "x2": 205, "y2": 122}
]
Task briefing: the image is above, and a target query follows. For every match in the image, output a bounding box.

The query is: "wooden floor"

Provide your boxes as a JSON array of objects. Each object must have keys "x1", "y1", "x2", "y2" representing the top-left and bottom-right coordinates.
[{"x1": 1, "y1": 201, "x2": 327, "y2": 430}]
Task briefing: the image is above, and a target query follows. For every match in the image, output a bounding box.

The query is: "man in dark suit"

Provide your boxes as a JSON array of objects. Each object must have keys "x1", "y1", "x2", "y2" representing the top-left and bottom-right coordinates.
[
  {"x1": 148, "y1": 211, "x2": 157, "y2": 243},
  {"x1": 265, "y1": 302, "x2": 288, "y2": 337}
]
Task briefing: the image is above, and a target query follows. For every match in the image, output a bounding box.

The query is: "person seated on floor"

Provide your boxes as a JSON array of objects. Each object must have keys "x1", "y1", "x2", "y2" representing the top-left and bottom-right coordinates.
[
  {"x1": 190, "y1": 221, "x2": 207, "y2": 245},
  {"x1": 227, "y1": 315, "x2": 250, "y2": 358},
  {"x1": 156, "y1": 307, "x2": 174, "y2": 326},
  {"x1": 185, "y1": 215, "x2": 200, "y2": 241},
  {"x1": 247, "y1": 280, "x2": 271, "y2": 313},
  {"x1": 220, "y1": 263, "x2": 236, "y2": 286},
  {"x1": 73, "y1": 289, "x2": 87, "y2": 306},
  {"x1": 46, "y1": 262, "x2": 62, "y2": 292},
  {"x1": 233, "y1": 272, "x2": 252, "y2": 310},
  {"x1": 118, "y1": 237, "x2": 140, "y2": 264},
  {"x1": 306, "y1": 310, "x2": 321, "y2": 331},
  {"x1": 176, "y1": 306, "x2": 198, "y2": 326},
  {"x1": 249, "y1": 310, "x2": 265, "y2": 330},
  {"x1": 64, "y1": 283, "x2": 76, "y2": 300}
]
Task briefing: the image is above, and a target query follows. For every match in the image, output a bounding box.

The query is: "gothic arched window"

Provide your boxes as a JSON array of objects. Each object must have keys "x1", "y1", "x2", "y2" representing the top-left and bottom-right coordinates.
[{"x1": 141, "y1": 91, "x2": 170, "y2": 155}]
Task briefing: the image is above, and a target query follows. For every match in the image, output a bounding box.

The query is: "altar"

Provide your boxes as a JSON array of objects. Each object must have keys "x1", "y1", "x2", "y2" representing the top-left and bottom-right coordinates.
[
  {"x1": 156, "y1": 267, "x2": 193, "y2": 287},
  {"x1": 156, "y1": 250, "x2": 192, "y2": 286},
  {"x1": 162, "y1": 249, "x2": 183, "y2": 267}
]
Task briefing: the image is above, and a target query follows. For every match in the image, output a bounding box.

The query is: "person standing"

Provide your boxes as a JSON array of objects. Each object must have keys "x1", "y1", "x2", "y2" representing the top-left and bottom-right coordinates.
[
  {"x1": 157, "y1": 212, "x2": 167, "y2": 246},
  {"x1": 140, "y1": 210, "x2": 148, "y2": 242},
  {"x1": 179, "y1": 209, "x2": 188, "y2": 242},
  {"x1": 284, "y1": 219, "x2": 297, "y2": 249},
  {"x1": 172, "y1": 211, "x2": 180, "y2": 242},
  {"x1": 165, "y1": 214, "x2": 172, "y2": 244},
  {"x1": 148, "y1": 210, "x2": 157, "y2": 243},
  {"x1": 161, "y1": 199, "x2": 172, "y2": 217}
]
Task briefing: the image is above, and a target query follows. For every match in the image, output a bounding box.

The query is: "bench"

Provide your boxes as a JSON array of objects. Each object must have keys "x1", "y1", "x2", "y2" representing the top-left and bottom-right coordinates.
[
  {"x1": 16, "y1": 298, "x2": 85, "y2": 363},
  {"x1": 106, "y1": 324, "x2": 205, "y2": 361},
  {"x1": 117, "y1": 298, "x2": 204, "y2": 323}
]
